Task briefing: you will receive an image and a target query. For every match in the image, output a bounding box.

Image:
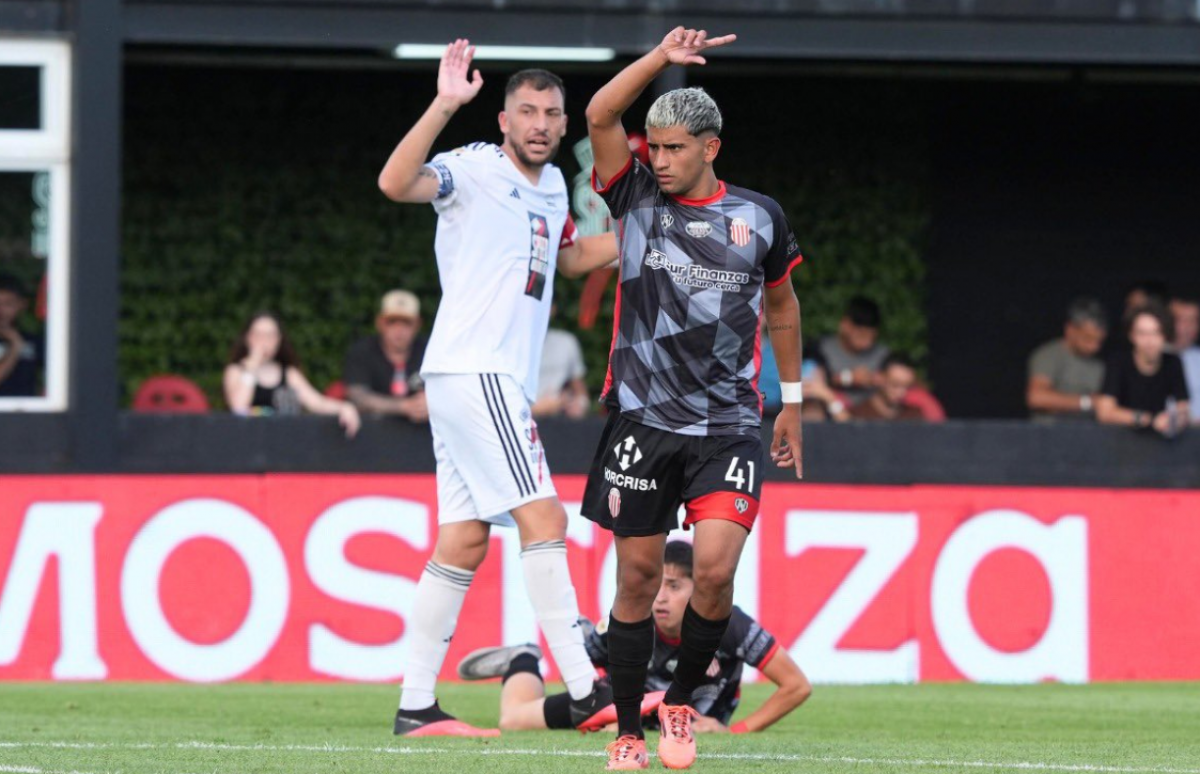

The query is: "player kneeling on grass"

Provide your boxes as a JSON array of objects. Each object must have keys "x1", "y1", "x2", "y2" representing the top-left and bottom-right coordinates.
[{"x1": 458, "y1": 541, "x2": 811, "y2": 734}]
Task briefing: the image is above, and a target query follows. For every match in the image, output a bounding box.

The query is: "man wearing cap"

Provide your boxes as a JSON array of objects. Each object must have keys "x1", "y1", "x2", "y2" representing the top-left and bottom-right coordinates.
[{"x1": 343, "y1": 289, "x2": 430, "y2": 422}]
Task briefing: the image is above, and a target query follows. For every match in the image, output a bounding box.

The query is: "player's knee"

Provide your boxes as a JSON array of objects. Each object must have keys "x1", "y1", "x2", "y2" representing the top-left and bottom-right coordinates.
[
  {"x1": 616, "y1": 558, "x2": 661, "y2": 603},
  {"x1": 432, "y1": 534, "x2": 489, "y2": 571},
  {"x1": 692, "y1": 562, "x2": 736, "y2": 599}
]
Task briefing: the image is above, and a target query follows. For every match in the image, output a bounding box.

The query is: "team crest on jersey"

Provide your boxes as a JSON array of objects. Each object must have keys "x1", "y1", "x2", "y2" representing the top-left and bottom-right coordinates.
[
  {"x1": 608, "y1": 487, "x2": 622, "y2": 518},
  {"x1": 730, "y1": 217, "x2": 752, "y2": 247},
  {"x1": 686, "y1": 220, "x2": 712, "y2": 238},
  {"x1": 735, "y1": 497, "x2": 749, "y2": 514},
  {"x1": 661, "y1": 212, "x2": 675, "y2": 230}
]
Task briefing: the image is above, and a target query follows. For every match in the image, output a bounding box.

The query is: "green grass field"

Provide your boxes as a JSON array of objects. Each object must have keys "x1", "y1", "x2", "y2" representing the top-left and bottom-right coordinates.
[{"x1": 1, "y1": 682, "x2": 1197, "y2": 774}]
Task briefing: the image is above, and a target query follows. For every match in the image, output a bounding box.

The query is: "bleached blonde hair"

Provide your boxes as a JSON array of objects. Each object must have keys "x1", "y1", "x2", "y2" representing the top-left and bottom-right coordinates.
[{"x1": 646, "y1": 87, "x2": 722, "y2": 137}]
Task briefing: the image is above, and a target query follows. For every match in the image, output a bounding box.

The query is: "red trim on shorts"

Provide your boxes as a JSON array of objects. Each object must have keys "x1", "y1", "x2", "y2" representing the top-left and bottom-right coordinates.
[
  {"x1": 670, "y1": 181, "x2": 727, "y2": 207},
  {"x1": 592, "y1": 155, "x2": 634, "y2": 194},
  {"x1": 683, "y1": 491, "x2": 759, "y2": 532},
  {"x1": 757, "y1": 640, "x2": 781, "y2": 670},
  {"x1": 765, "y1": 254, "x2": 805, "y2": 287}
]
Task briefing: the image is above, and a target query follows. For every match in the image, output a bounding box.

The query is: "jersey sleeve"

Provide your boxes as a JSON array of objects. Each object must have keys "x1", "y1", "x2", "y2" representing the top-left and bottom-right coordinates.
[
  {"x1": 763, "y1": 202, "x2": 804, "y2": 288},
  {"x1": 592, "y1": 157, "x2": 657, "y2": 221},
  {"x1": 560, "y1": 213, "x2": 579, "y2": 250},
  {"x1": 426, "y1": 144, "x2": 486, "y2": 212},
  {"x1": 725, "y1": 607, "x2": 780, "y2": 670}
]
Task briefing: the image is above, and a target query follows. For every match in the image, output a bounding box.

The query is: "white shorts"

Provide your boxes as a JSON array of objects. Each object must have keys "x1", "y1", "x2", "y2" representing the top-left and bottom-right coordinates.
[{"x1": 425, "y1": 373, "x2": 557, "y2": 526}]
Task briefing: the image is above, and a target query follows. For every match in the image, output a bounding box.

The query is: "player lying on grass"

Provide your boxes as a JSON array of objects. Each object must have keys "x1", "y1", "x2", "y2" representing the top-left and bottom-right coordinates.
[{"x1": 457, "y1": 541, "x2": 811, "y2": 734}]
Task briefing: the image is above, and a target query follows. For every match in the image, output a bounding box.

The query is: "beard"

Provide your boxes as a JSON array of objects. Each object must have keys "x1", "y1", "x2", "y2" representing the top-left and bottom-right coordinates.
[{"x1": 510, "y1": 136, "x2": 560, "y2": 169}]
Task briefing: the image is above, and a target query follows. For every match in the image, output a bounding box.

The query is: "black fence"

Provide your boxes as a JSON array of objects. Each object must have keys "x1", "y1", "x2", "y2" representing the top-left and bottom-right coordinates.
[{"x1": 3, "y1": 414, "x2": 1197, "y2": 488}]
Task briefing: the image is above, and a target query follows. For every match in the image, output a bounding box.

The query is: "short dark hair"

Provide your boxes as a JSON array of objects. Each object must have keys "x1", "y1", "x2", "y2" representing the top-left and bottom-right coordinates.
[
  {"x1": 844, "y1": 296, "x2": 882, "y2": 329},
  {"x1": 663, "y1": 540, "x2": 693, "y2": 579},
  {"x1": 1126, "y1": 302, "x2": 1174, "y2": 343},
  {"x1": 0, "y1": 273, "x2": 27, "y2": 298},
  {"x1": 505, "y1": 69, "x2": 565, "y2": 102},
  {"x1": 882, "y1": 352, "x2": 915, "y2": 372},
  {"x1": 1066, "y1": 297, "x2": 1107, "y2": 330},
  {"x1": 1124, "y1": 280, "x2": 1169, "y2": 308}
]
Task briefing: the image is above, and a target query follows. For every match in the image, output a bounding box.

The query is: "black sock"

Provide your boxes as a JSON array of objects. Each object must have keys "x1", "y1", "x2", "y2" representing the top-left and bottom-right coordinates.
[
  {"x1": 503, "y1": 652, "x2": 542, "y2": 683},
  {"x1": 663, "y1": 604, "x2": 731, "y2": 707},
  {"x1": 542, "y1": 692, "x2": 575, "y2": 729},
  {"x1": 606, "y1": 614, "x2": 654, "y2": 739}
]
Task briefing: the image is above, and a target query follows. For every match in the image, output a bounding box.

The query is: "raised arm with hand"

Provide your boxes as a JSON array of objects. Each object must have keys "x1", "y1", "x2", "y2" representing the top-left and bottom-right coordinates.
[
  {"x1": 584, "y1": 27, "x2": 736, "y2": 186},
  {"x1": 378, "y1": 39, "x2": 484, "y2": 203}
]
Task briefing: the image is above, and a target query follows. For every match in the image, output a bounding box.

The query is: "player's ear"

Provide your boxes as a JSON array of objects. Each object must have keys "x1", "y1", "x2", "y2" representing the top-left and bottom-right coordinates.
[
  {"x1": 559, "y1": 113, "x2": 568, "y2": 138},
  {"x1": 498, "y1": 110, "x2": 509, "y2": 135},
  {"x1": 704, "y1": 135, "x2": 721, "y2": 164}
]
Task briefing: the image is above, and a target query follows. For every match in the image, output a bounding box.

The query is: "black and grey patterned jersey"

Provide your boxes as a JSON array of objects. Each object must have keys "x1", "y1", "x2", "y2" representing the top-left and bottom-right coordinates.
[
  {"x1": 593, "y1": 157, "x2": 804, "y2": 436},
  {"x1": 585, "y1": 606, "x2": 780, "y2": 725}
]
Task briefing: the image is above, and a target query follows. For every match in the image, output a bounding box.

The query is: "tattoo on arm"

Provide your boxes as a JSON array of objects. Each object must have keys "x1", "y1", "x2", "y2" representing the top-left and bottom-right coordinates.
[{"x1": 769, "y1": 323, "x2": 795, "y2": 333}]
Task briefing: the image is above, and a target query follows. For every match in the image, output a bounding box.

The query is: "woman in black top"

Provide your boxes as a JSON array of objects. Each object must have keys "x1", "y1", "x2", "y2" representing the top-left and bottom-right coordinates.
[
  {"x1": 223, "y1": 311, "x2": 361, "y2": 437},
  {"x1": 1096, "y1": 304, "x2": 1190, "y2": 435}
]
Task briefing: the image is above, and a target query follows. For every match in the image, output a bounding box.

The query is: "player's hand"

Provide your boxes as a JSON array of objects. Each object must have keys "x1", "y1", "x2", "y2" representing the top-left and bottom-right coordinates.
[
  {"x1": 437, "y1": 39, "x2": 484, "y2": 108},
  {"x1": 692, "y1": 716, "x2": 730, "y2": 734},
  {"x1": 771, "y1": 403, "x2": 803, "y2": 480},
  {"x1": 657, "y1": 26, "x2": 737, "y2": 67}
]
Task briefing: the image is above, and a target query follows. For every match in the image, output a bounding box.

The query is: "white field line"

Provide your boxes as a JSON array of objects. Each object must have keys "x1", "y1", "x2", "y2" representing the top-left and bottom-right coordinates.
[{"x1": 2, "y1": 739, "x2": 1199, "y2": 774}]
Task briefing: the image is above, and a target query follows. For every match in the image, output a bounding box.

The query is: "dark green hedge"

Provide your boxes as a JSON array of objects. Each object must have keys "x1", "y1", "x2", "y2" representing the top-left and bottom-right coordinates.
[{"x1": 121, "y1": 67, "x2": 927, "y2": 407}]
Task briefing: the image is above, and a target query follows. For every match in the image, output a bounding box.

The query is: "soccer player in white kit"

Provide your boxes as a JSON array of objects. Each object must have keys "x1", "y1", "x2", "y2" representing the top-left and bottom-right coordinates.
[{"x1": 378, "y1": 39, "x2": 621, "y2": 736}]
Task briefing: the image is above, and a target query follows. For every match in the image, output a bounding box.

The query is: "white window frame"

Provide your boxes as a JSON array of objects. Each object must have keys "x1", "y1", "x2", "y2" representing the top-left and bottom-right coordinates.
[{"x1": 0, "y1": 39, "x2": 72, "y2": 412}]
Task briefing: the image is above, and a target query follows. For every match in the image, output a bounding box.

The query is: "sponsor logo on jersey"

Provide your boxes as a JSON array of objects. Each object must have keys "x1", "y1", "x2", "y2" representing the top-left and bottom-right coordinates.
[
  {"x1": 661, "y1": 212, "x2": 675, "y2": 229},
  {"x1": 645, "y1": 249, "x2": 750, "y2": 292},
  {"x1": 604, "y1": 467, "x2": 658, "y2": 491},
  {"x1": 686, "y1": 220, "x2": 712, "y2": 238},
  {"x1": 525, "y1": 213, "x2": 550, "y2": 300},
  {"x1": 608, "y1": 487, "x2": 621, "y2": 517},
  {"x1": 730, "y1": 217, "x2": 752, "y2": 247},
  {"x1": 735, "y1": 497, "x2": 749, "y2": 515},
  {"x1": 613, "y1": 435, "x2": 644, "y2": 470}
]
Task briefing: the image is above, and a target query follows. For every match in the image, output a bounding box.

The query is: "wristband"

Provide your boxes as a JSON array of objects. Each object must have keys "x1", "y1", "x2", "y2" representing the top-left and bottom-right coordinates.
[
  {"x1": 1079, "y1": 394, "x2": 1093, "y2": 413},
  {"x1": 780, "y1": 381, "x2": 803, "y2": 404},
  {"x1": 730, "y1": 721, "x2": 750, "y2": 734}
]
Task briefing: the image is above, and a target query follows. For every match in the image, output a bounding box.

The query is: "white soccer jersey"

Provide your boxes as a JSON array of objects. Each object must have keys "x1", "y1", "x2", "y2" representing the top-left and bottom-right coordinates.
[{"x1": 419, "y1": 142, "x2": 578, "y2": 401}]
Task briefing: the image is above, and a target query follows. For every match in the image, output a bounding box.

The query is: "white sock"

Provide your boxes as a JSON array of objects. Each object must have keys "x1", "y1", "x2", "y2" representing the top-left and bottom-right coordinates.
[
  {"x1": 398, "y1": 561, "x2": 475, "y2": 712},
  {"x1": 521, "y1": 539, "x2": 597, "y2": 701}
]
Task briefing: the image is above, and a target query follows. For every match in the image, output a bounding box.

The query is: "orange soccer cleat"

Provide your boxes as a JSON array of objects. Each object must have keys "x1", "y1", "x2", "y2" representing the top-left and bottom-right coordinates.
[
  {"x1": 656, "y1": 704, "x2": 699, "y2": 769},
  {"x1": 605, "y1": 735, "x2": 649, "y2": 770}
]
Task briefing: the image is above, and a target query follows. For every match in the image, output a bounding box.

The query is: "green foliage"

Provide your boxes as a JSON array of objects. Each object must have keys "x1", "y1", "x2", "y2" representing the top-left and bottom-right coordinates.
[{"x1": 121, "y1": 68, "x2": 928, "y2": 406}]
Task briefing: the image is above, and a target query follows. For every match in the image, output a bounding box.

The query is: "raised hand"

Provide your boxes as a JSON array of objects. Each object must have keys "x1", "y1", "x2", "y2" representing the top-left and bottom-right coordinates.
[
  {"x1": 657, "y1": 26, "x2": 737, "y2": 66},
  {"x1": 437, "y1": 38, "x2": 484, "y2": 107}
]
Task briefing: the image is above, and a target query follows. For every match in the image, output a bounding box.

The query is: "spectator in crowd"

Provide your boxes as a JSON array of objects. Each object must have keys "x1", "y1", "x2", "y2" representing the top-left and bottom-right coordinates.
[
  {"x1": 0, "y1": 273, "x2": 43, "y2": 398},
  {"x1": 1026, "y1": 298, "x2": 1108, "y2": 420},
  {"x1": 815, "y1": 295, "x2": 889, "y2": 405},
  {"x1": 1123, "y1": 280, "x2": 1169, "y2": 319},
  {"x1": 807, "y1": 353, "x2": 924, "y2": 422},
  {"x1": 343, "y1": 290, "x2": 429, "y2": 422},
  {"x1": 532, "y1": 307, "x2": 589, "y2": 418},
  {"x1": 224, "y1": 311, "x2": 361, "y2": 437},
  {"x1": 1169, "y1": 294, "x2": 1200, "y2": 423},
  {"x1": 1096, "y1": 304, "x2": 1190, "y2": 436}
]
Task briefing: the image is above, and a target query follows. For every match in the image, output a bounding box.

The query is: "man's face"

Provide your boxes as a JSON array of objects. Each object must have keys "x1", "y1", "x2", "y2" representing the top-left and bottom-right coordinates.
[
  {"x1": 1170, "y1": 300, "x2": 1199, "y2": 349},
  {"x1": 1130, "y1": 312, "x2": 1166, "y2": 359},
  {"x1": 0, "y1": 290, "x2": 27, "y2": 328},
  {"x1": 377, "y1": 314, "x2": 418, "y2": 353},
  {"x1": 499, "y1": 85, "x2": 567, "y2": 169},
  {"x1": 1125, "y1": 289, "x2": 1150, "y2": 316},
  {"x1": 838, "y1": 317, "x2": 878, "y2": 354},
  {"x1": 879, "y1": 363, "x2": 916, "y2": 408},
  {"x1": 653, "y1": 563, "x2": 694, "y2": 635},
  {"x1": 1064, "y1": 320, "x2": 1107, "y2": 357},
  {"x1": 646, "y1": 125, "x2": 720, "y2": 197}
]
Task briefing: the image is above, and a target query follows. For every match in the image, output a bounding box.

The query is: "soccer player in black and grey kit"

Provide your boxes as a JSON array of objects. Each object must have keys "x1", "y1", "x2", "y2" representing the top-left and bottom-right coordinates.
[{"x1": 582, "y1": 26, "x2": 806, "y2": 771}]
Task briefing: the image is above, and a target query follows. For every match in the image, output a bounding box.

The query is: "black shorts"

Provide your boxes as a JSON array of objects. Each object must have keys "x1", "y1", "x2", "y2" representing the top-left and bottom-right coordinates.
[{"x1": 580, "y1": 412, "x2": 765, "y2": 537}]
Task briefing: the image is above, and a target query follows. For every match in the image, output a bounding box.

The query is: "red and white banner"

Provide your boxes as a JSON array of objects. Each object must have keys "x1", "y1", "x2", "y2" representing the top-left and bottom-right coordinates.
[{"x1": 1, "y1": 475, "x2": 1198, "y2": 683}]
